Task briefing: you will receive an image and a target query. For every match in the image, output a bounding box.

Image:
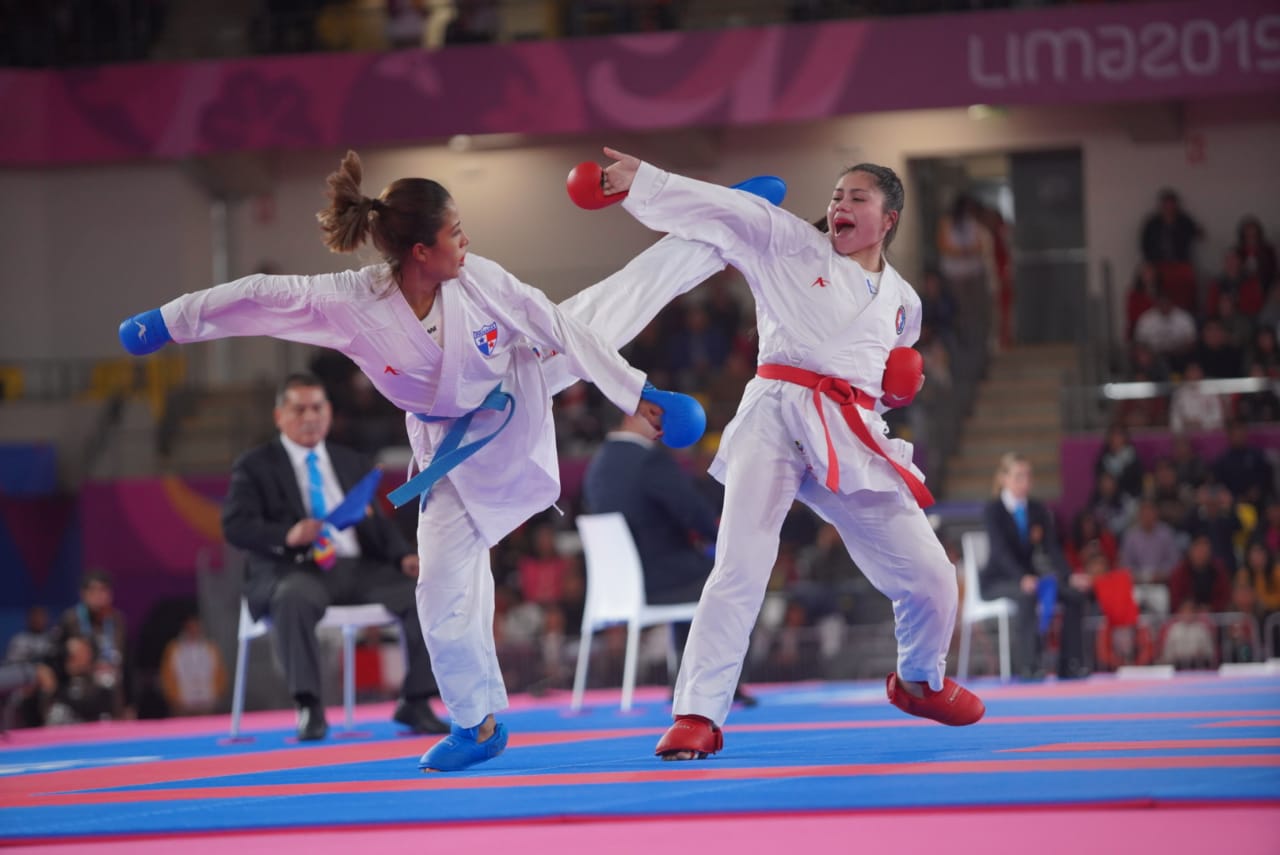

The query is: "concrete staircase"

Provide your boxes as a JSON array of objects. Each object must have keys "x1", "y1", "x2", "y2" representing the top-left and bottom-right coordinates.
[
  {"x1": 942, "y1": 344, "x2": 1078, "y2": 503},
  {"x1": 163, "y1": 385, "x2": 277, "y2": 475}
]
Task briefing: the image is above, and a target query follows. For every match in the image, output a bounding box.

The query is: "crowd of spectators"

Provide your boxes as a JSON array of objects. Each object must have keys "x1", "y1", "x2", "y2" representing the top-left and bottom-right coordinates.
[
  {"x1": 4, "y1": 572, "x2": 226, "y2": 730},
  {"x1": 1119, "y1": 191, "x2": 1279, "y2": 431},
  {"x1": 1069, "y1": 422, "x2": 1278, "y2": 671},
  {"x1": 1, "y1": 0, "x2": 1151, "y2": 68}
]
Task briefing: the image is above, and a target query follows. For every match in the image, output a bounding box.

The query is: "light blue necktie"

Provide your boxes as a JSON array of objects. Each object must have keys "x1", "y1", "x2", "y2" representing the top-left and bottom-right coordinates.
[
  {"x1": 1013, "y1": 503, "x2": 1029, "y2": 543},
  {"x1": 305, "y1": 450, "x2": 336, "y2": 568}
]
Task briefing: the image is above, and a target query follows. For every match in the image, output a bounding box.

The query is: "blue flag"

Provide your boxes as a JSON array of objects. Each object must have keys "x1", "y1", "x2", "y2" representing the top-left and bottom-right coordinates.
[
  {"x1": 323, "y1": 467, "x2": 383, "y2": 531},
  {"x1": 1036, "y1": 575, "x2": 1059, "y2": 635}
]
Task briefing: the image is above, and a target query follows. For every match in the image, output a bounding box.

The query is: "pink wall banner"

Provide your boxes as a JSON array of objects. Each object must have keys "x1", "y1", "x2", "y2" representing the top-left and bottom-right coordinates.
[{"x1": 2, "y1": 0, "x2": 1277, "y2": 167}]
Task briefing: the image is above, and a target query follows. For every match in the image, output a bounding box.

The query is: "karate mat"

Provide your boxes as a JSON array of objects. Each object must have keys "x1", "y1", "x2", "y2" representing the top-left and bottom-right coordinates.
[{"x1": 2, "y1": 673, "x2": 1277, "y2": 853}]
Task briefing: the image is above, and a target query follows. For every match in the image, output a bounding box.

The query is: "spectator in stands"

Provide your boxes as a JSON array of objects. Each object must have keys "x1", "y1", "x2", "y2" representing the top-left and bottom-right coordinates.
[
  {"x1": 57, "y1": 571, "x2": 128, "y2": 720},
  {"x1": 1170, "y1": 433, "x2": 1210, "y2": 488},
  {"x1": 920, "y1": 268, "x2": 959, "y2": 357},
  {"x1": 1119, "y1": 500, "x2": 1180, "y2": 617},
  {"x1": 979, "y1": 203, "x2": 1014, "y2": 350},
  {"x1": 1159, "y1": 600, "x2": 1218, "y2": 670},
  {"x1": 582, "y1": 408, "x2": 755, "y2": 705},
  {"x1": 1169, "y1": 363, "x2": 1226, "y2": 434},
  {"x1": 1222, "y1": 573, "x2": 1261, "y2": 664},
  {"x1": 221, "y1": 373, "x2": 445, "y2": 741},
  {"x1": 41, "y1": 636, "x2": 119, "y2": 725},
  {"x1": 5, "y1": 606, "x2": 55, "y2": 665},
  {"x1": 158, "y1": 614, "x2": 227, "y2": 716},
  {"x1": 1149, "y1": 456, "x2": 1193, "y2": 530},
  {"x1": 1088, "y1": 546, "x2": 1154, "y2": 671},
  {"x1": 516, "y1": 523, "x2": 572, "y2": 606},
  {"x1": 981, "y1": 453, "x2": 1090, "y2": 680},
  {"x1": 1207, "y1": 250, "x2": 1263, "y2": 320},
  {"x1": 1243, "y1": 543, "x2": 1278, "y2": 610},
  {"x1": 1183, "y1": 484, "x2": 1242, "y2": 574},
  {"x1": 937, "y1": 193, "x2": 991, "y2": 350},
  {"x1": 1095, "y1": 424, "x2": 1145, "y2": 499},
  {"x1": 1235, "y1": 365, "x2": 1280, "y2": 429},
  {"x1": 444, "y1": 0, "x2": 498, "y2": 44},
  {"x1": 1140, "y1": 189, "x2": 1203, "y2": 266},
  {"x1": 385, "y1": 0, "x2": 427, "y2": 49},
  {"x1": 666, "y1": 303, "x2": 731, "y2": 391},
  {"x1": 1125, "y1": 263, "x2": 1161, "y2": 340},
  {"x1": 1247, "y1": 326, "x2": 1280, "y2": 374},
  {"x1": 1194, "y1": 319, "x2": 1245, "y2": 379},
  {"x1": 795, "y1": 524, "x2": 893, "y2": 627},
  {"x1": 1213, "y1": 293, "x2": 1256, "y2": 354},
  {"x1": 702, "y1": 274, "x2": 745, "y2": 347},
  {"x1": 1064, "y1": 508, "x2": 1118, "y2": 572},
  {"x1": 1235, "y1": 216, "x2": 1277, "y2": 296},
  {"x1": 1169, "y1": 533, "x2": 1231, "y2": 614},
  {"x1": 1133, "y1": 292, "x2": 1197, "y2": 373},
  {"x1": 1090, "y1": 470, "x2": 1138, "y2": 537},
  {"x1": 1251, "y1": 501, "x2": 1280, "y2": 554},
  {"x1": 1213, "y1": 422, "x2": 1273, "y2": 506}
]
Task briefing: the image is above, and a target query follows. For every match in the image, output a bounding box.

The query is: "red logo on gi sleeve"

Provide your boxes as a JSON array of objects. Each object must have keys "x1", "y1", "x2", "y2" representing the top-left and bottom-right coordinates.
[{"x1": 895, "y1": 305, "x2": 907, "y2": 335}]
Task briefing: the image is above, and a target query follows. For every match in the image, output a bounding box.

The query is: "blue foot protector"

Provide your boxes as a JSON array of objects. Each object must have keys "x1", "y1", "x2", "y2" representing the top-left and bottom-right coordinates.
[
  {"x1": 419, "y1": 721, "x2": 509, "y2": 772},
  {"x1": 731, "y1": 176, "x2": 787, "y2": 206},
  {"x1": 118, "y1": 308, "x2": 172, "y2": 356},
  {"x1": 641, "y1": 383, "x2": 707, "y2": 449}
]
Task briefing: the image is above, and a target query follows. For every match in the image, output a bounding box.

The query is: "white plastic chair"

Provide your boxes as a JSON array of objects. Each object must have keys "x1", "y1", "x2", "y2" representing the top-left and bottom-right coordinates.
[
  {"x1": 572, "y1": 513, "x2": 701, "y2": 712},
  {"x1": 228, "y1": 598, "x2": 399, "y2": 738},
  {"x1": 957, "y1": 530, "x2": 1016, "y2": 682}
]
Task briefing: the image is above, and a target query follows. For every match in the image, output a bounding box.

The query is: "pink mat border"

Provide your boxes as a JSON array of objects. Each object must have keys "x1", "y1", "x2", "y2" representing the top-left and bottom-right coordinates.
[{"x1": 7, "y1": 804, "x2": 1280, "y2": 855}]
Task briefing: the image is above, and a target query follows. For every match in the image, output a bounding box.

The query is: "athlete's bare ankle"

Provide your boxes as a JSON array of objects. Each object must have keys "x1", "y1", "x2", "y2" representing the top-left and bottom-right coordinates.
[{"x1": 477, "y1": 714, "x2": 496, "y2": 742}]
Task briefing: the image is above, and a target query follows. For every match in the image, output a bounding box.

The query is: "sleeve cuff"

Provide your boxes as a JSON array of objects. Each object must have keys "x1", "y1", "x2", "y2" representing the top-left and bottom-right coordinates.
[{"x1": 622, "y1": 161, "x2": 669, "y2": 215}]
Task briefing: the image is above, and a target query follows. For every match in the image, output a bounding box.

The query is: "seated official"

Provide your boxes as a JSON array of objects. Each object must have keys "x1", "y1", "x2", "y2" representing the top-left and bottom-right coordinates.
[
  {"x1": 222, "y1": 373, "x2": 445, "y2": 740},
  {"x1": 583, "y1": 409, "x2": 755, "y2": 706},
  {"x1": 981, "y1": 453, "x2": 1091, "y2": 680}
]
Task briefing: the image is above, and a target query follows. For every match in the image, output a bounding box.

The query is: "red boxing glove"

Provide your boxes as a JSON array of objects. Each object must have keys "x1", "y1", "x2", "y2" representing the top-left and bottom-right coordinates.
[
  {"x1": 566, "y1": 161, "x2": 627, "y2": 210},
  {"x1": 881, "y1": 346, "x2": 924, "y2": 408}
]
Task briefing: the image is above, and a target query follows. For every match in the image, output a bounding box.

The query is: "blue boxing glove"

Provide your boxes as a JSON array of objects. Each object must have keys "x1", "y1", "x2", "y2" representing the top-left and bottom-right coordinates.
[
  {"x1": 118, "y1": 309, "x2": 172, "y2": 356},
  {"x1": 640, "y1": 382, "x2": 707, "y2": 449},
  {"x1": 731, "y1": 175, "x2": 787, "y2": 206}
]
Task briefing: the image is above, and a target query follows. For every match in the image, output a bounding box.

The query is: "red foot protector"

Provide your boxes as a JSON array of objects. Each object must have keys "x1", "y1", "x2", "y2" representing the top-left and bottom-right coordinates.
[
  {"x1": 567, "y1": 161, "x2": 627, "y2": 210},
  {"x1": 885, "y1": 673, "x2": 985, "y2": 726},
  {"x1": 654, "y1": 714, "x2": 724, "y2": 759}
]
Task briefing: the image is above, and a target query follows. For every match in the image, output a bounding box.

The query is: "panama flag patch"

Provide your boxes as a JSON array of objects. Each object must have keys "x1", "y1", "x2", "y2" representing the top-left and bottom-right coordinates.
[{"x1": 473, "y1": 322, "x2": 498, "y2": 356}]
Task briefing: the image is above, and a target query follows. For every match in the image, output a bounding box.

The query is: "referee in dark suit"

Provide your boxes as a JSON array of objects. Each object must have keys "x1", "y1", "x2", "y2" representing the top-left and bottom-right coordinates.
[
  {"x1": 222, "y1": 373, "x2": 446, "y2": 740},
  {"x1": 583, "y1": 408, "x2": 755, "y2": 705}
]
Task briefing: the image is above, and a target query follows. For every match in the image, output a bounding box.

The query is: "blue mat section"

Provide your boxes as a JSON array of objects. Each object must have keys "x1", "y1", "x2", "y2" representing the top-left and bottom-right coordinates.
[{"x1": 2, "y1": 675, "x2": 1278, "y2": 840}]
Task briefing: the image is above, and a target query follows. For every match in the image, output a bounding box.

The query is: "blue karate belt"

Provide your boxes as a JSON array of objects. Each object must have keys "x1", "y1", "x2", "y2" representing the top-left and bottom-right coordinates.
[{"x1": 388, "y1": 386, "x2": 516, "y2": 510}]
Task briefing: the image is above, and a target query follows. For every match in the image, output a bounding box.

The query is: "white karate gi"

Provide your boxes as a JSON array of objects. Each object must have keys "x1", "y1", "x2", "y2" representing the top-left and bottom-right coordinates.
[
  {"x1": 622, "y1": 162, "x2": 955, "y2": 726},
  {"x1": 159, "y1": 239, "x2": 725, "y2": 727}
]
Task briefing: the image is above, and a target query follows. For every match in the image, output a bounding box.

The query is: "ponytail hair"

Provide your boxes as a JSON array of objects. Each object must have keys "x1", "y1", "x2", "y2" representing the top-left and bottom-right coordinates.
[
  {"x1": 316, "y1": 150, "x2": 454, "y2": 281},
  {"x1": 318, "y1": 150, "x2": 379, "y2": 254}
]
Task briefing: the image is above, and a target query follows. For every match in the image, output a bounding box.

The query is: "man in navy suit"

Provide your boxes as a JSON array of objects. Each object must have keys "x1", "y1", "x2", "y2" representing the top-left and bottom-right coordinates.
[
  {"x1": 583, "y1": 408, "x2": 755, "y2": 705},
  {"x1": 981, "y1": 453, "x2": 1091, "y2": 679},
  {"x1": 222, "y1": 373, "x2": 445, "y2": 740}
]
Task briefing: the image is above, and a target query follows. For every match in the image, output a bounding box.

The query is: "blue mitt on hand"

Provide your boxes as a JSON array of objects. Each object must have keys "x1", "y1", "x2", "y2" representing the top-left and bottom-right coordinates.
[
  {"x1": 641, "y1": 383, "x2": 707, "y2": 449},
  {"x1": 118, "y1": 309, "x2": 172, "y2": 356}
]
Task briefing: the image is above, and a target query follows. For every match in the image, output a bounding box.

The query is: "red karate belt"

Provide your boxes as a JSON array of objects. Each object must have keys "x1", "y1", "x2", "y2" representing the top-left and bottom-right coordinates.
[{"x1": 756, "y1": 363, "x2": 935, "y2": 508}]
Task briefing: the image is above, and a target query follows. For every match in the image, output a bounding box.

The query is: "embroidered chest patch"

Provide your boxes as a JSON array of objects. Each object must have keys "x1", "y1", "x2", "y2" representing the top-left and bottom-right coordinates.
[
  {"x1": 895, "y1": 305, "x2": 907, "y2": 335},
  {"x1": 473, "y1": 322, "x2": 499, "y2": 356}
]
